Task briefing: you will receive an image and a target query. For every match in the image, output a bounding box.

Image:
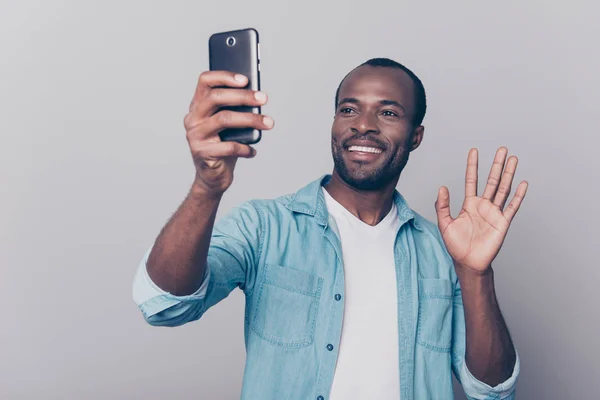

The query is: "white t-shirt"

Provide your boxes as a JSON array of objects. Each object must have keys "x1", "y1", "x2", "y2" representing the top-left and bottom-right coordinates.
[{"x1": 323, "y1": 187, "x2": 402, "y2": 400}]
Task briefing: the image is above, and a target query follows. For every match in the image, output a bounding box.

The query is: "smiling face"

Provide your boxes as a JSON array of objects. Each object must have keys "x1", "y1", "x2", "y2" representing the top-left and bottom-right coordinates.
[{"x1": 331, "y1": 65, "x2": 424, "y2": 191}]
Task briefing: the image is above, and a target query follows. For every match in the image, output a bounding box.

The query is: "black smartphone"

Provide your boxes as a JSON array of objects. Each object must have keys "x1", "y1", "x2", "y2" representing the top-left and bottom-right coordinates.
[{"x1": 209, "y1": 28, "x2": 261, "y2": 144}]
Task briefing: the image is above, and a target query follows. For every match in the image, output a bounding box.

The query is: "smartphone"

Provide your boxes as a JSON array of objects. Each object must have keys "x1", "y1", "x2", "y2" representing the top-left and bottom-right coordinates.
[{"x1": 209, "y1": 28, "x2": 261, "y2": 144}]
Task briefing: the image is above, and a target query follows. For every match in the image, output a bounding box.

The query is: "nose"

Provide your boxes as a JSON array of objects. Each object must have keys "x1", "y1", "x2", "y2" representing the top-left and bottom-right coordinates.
[{"x1": 352, "y1": 110, "x2": 379, "y2": 135}]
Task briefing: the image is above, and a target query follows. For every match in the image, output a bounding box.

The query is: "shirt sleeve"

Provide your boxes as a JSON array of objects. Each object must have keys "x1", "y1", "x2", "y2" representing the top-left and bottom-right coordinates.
[
  {"x1": 132, "y1": 246, "x2": 211, "y2": 320},
  {"x1": 132, "y1": 200, "x2": 263, "y2": 327},
  {"x1": 459, "y1": 349, "x2": 520, "y2": 400},
  {"x1": 451, "y1": 280, "x2": 521, "y2": 400}
]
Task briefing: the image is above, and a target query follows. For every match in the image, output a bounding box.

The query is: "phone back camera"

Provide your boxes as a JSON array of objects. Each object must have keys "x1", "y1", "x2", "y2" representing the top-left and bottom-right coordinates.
[{"x1": 226, "y1": 37, "x2": 236, "y2": 47}]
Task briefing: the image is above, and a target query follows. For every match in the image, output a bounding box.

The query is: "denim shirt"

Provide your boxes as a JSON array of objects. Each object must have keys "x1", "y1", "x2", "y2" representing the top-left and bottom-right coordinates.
[{"x1": 133, "y1": 175, "x2": 520, "y2": 400}]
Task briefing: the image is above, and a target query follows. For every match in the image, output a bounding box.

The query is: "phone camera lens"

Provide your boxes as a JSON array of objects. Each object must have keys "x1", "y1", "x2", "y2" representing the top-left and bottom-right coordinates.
[{"x1": 226, "y1": 37, "x2": 236, "y2": 47}]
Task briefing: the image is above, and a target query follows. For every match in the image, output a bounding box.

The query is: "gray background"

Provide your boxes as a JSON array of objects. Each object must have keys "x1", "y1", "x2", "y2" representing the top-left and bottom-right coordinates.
[{"x1": 1, "y1": 1, "x2": 598, "y2": 399}]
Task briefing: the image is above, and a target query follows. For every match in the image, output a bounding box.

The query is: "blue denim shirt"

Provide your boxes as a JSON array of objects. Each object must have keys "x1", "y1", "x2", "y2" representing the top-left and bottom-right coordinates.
[{"x1": 133, "y1": 175, "x2": 519, "y2": 400}]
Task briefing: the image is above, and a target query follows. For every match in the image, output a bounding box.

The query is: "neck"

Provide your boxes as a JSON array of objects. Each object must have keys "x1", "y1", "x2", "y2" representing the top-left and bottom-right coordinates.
[{"x1": 323, "y1": 171, "x2": 399, "y2": 226}]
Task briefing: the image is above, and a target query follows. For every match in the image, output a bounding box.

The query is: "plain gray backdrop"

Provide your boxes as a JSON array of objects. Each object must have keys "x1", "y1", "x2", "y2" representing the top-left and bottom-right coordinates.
[{"x1": 2, "y1": 1, "x2": 598, "y2": 399}]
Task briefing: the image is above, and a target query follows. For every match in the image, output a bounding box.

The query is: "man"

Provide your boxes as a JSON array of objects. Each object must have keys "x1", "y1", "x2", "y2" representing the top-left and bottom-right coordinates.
[{"x1": 132, "y1": 58, "x2": 526, "y2": 399}]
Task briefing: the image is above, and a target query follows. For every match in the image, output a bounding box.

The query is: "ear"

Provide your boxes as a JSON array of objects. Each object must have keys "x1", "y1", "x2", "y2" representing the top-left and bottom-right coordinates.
[{"x1": 410, "y1": 125, "x2": 425, "y2": 151}]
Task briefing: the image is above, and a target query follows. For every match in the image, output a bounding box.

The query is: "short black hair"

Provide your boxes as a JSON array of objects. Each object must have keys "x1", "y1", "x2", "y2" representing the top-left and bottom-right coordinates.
[{"x1": 334, "y1": 57, "x2": 427, "y2": 126}]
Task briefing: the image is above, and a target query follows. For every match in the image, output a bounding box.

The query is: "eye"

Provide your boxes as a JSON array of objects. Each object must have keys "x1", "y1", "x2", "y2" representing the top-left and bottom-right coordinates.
[
  {"x1": 381, "y1": 110, "x2": 398, "y2": 117},
  {"x1": 339, "y1": 107, "x2": 356, "y2": 114}
]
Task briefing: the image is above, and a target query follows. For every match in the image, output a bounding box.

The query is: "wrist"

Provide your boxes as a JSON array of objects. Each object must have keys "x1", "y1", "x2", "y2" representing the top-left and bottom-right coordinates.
[
  {"x1": 455, "y1": 263, "x2": 494, "y2": 286},
  {"x1": 454, "y1": 262, "x2": 493, "y2": 279},
  {"x1": 189, "y1": 180, "x2": 224, "y2": 204}
]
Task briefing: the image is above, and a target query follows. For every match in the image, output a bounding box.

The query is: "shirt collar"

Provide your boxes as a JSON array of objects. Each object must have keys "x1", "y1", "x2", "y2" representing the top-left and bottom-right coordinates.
[{"x1": 285, "y1": 174, "x2": 422, "y2": 231}]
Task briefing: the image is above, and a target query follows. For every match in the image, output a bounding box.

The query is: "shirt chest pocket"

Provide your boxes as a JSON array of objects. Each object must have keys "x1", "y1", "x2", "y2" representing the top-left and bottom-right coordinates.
[
  {"x1": 417, "y1": 278, "x2": 453, "y2": 353},
  {"x1": 250, "y1": 264, "x2": 323, "y2": 348}
]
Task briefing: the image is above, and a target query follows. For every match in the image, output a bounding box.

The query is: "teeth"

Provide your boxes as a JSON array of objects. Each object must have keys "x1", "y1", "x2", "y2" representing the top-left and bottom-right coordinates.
[{"x1": 348, "y1": 146, "x2": 382, "y2": 154}]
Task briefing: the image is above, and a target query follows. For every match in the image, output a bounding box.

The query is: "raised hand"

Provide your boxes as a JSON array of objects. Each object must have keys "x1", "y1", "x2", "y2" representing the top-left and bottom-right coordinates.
[{"x1": 434, "y1": 147, "x2": 528, "y2": 273}]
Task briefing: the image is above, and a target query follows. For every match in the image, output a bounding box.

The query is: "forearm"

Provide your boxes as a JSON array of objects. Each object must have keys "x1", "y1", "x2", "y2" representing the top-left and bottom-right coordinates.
[
  {"x1": 147, "y1": 184, "x2": 223, "y2": 296},
  {"x1": 455, "y1": 264, "x2": 516, "y2": 386}
]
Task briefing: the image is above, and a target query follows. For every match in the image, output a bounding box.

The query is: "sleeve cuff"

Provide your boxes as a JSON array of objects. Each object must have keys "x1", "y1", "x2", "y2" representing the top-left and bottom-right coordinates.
[
  {"x1": 460, "y1": 350, "x2": 520, "y2": 400},
  {"x1": 132, "y1": 247, "x2": 210, "y2": 318}
]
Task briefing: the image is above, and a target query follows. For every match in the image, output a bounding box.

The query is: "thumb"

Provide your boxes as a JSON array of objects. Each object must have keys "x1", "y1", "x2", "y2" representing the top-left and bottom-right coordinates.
[{"x1": 435, "y1": 186, "x2": 453, "y2": 233}]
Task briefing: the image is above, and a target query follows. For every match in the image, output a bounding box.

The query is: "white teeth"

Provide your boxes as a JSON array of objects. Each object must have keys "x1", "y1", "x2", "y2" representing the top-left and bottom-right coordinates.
[{"x1": 348, "y1": 146, "x2": 383, "y2": 154}]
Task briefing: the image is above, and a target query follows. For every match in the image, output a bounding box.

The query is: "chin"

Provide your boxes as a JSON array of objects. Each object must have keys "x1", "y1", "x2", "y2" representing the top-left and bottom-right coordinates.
[{"x1": 337, "y1": 166, "x2": 394, "y2": 191}]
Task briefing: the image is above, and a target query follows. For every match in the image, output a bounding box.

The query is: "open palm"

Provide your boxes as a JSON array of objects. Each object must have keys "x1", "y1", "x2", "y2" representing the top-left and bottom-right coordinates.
[{"x1": 435, "y1": 147, "x2": 529, "y2": 273}]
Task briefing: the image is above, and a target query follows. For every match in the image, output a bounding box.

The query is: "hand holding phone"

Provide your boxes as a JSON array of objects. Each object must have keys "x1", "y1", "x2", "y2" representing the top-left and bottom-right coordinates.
[
  {"x1": 184, "y1": 70, "x2": 274, "y2": 196},
  {"x1": 182, "y1": 28, "x2": 271, "y2": 196}
]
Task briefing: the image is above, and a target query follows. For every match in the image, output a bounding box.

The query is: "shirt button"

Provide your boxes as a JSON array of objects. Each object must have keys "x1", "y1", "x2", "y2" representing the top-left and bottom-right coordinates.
[
  {"x1": 327, "y1": 344, "x2": 334, "y2": 351},
  {"x1": 317, "y1": 397, "x2": 324, "y2": 400},
  {"x1": 334, "y1": 294, "x2": 341, "y2": 301}
]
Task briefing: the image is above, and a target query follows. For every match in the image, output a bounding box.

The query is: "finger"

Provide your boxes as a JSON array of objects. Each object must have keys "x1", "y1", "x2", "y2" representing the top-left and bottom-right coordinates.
[
  {"x1": 435, "y1": 186, "x2": 453, "y2": 233},
  {"x1": 195, "y1": 88, "x2": 267, "y2": 116},
  {"x1": 503, "y1": 181, "x2": 528, "y2": 223},
  {"x1": 201, "y1": 70, "x2": 248, "y2": 88},
  {"x1": 186, "y1": 111, "x2": 274, "y2": 141},
  {"x1": 482, "y1": 147, "x2": 508, "y2": 201},
  {"x1": 465, "y1": 148, "x2": 478, "y2": 198},
  {"x1": 190, "y1": 71, "x2": 249, "y2": 107},
  {"x1": 493, "y1": 156, "x2": 518, "y2": 209},
  {"x1": 193, "y1": 140, "x2": 257, "y2": 160},
  {"x1": 207, "y1": 110, "x2": 274, "y2": 134}
]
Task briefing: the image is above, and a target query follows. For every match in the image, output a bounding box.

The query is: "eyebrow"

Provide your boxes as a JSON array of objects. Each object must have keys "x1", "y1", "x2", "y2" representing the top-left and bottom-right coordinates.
[{"x1": 338, "y1": 97, "x2": 406, "y2": 113}]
